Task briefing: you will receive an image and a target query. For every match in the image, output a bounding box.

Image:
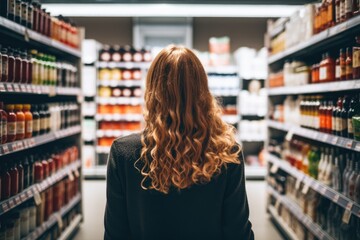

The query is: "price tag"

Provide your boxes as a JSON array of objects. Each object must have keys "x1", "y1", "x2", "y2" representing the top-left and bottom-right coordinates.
[
  {"x1": 48, "y1": 86, "x2": 56, "y2": 97},
  {"x1": 20, "y1": 84, "x2": 27, "y2": 92},
  {"x1": 8, "y1": 199, "x2": 15, "y2": 208},
  {"x1": 302, "y1": 183, "x2": 310, "y2": 195},
  {"x1": 17, "y1": 141, "x2": 23, "y2": 150},
  {"x1": 6, "y1": 84, "x2": 13, "y2": 92},
  {"x1": 355, "y1": 142, "x2": 360, "y2": 152},
  {"x1": 342, "y1": 202, "x2": 353, "y2": 224},
  {"x1": 2, "y1": 145, "x2": 9, "y2": 154},
  {"x1": 270, "y1": 164, "x2": 279, "y2": 174},
  {"x1": 12, "y1": 143, "x2": 17, "y2": 151},
  {"x1": 295, "y1": 177, "x2": 302, "y2": 190},
  {"x1": 20, "y1": 193, "x2": 27, "y2": 201},
  {"x1": 331, "y1": 136, "x2": 338, "y2": 145},
  {"x1": 68, "y1": 171, "x2": 75, "y2": 181},
  {"x1": 1, "y1": 202, "x2": 9, "y2": 212},
  {"x1": 321, "y1": 134, "x2": 328, "y2": 142},
  {"x1": 345, "y1": 140, "x2": 353, "y2": 149},
  {"x1": 26, "y1": 84, "x2": 32, "y2": 93},
  {"x1": 0, "y1": 83, "x2": 5, "y2": 92},
  {"x1": 14, "y1": 196, "x2": 21, "y2": 204},
  {"x1": 333, "y1": 194, "x2": 340, "y2": 203},
  {"x1": 55, "y1": 213, "x2": 64, "y2": 229},
  {"x1": 33, "y1": 191, "x2": 42, "y2": 206},
  {"x1": 13, "y1": 84, "x2": 20, "y2": 92},
  {"x1": 27, "y1": 189, "x2": 33, "y2": 197},
  {"x1": 74, "y1": 169, "x2": 80, "y2": 178}
]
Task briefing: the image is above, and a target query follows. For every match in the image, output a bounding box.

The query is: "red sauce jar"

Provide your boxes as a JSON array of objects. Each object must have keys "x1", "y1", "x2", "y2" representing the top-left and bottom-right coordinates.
[
  {"x1": 9, "y1": 162, "x2": 19, "y2": 196},
  {"x1": 21, "y1": 51, "x2": 29, "y2": 84},
  {"x1": 8, "y1": 48, "x2": 15, "y2": 83},
  {"x1": 17, "y1": 159, "x2": 24, "y2": 192},
  {"x1": 42, "y1": 159, "x2": 49, "y2": 179},
  {"x1": 14, "y1": 49, "x2": 22, "y2": 83},
  {"x1": 6, "y1": 104, "x2": 17, "y2": 142},
  {"x1": 34, "y1": 160, "x2": 43, "y2": 183}
]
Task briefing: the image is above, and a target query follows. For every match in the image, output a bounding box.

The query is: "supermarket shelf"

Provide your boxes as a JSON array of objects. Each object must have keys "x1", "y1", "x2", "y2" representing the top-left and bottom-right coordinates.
[
  {"x1": 205, "y1": 65, "x2": 238, "y2": 74},
  {"x1": 268, "y1": 15, "x2": 360, "y2": 65},
  {"x1": 267, "y1": 120, "x2": 360, "y2": 152},
  {"x1": 221, "y1": 115, "x2": 240, "y2": 124},
  {"x1": 268, "y1": 79, "x2": 360, "y2": 96},
  {"x1": 58, "y1": 214, "x2": 82, "y2": 240},
  {"x1": 0, "y1": 16, "x2": 81, "y2": 58},
  {"x1": 0, "y1": 83, "x2": 81, "y2": 96},
  {"x1": 96, "y1": 146, "x2": 111, "y2": 154},
  {"x1": 268, "y1": 154, "x2": 360, "y2": 218},
  {"x1": 97, "y1": 130, "x2": 139, "y2": 138},
  {"x1": 96, "y1": 114, "x2": 143, "y2": 122},
  {"x1": 0, "y1": 160, "x2": 81, "y2": 216},
  {"x1": 267, "y1": 186, "x2": 335, "y2": 240},
  {"x1": 97, "y1": 62, "x2": 151, "y2": 69},
  {"x1": 97, "y1": 97, "x2": 143, "y2": 105},
  {"x1": 268, "y1": 206, "x2": 299, "y2": 240},
  {"x1": 240, "y1": 113, "x2": 266, "y2": 118},
  {"x1": 0, "y1": 126, "x2": 82, "y2": 157},
  {"x1": 83, "y1": 166, "x2": 107, "y2": 179},
  {"x1": 245, "y1": 166, "x2": 267, "y2": 179},
  {"x1": 210, "y1": 89, "x2": 239, "y2": 97},
  {"x1": 22, "y1": 194, "x2": 82, "y2": 240},
  {"x1": 97, "y1": 80, "x2": 143, "y2": 87}
]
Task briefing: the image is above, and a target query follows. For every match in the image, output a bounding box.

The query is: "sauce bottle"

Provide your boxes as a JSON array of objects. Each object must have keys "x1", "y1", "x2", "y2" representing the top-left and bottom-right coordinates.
[
  {"x1": 39, "y1": 104, "x2": 46, "y2": 135},
  {"x1": 0, "y1": 102, "x2": 8, "y2": 144},
  {"x1": 335, "y1": 97, "x2": 343, "y2": 136},
  {"x1": 327, "y1": 0, "x2": 335, "y2": 27},
  {"x1": 14, "y1": 49, "x2": 22, "y2": 83},
  {"x1": 353, "y1": 36, "x2": 360, "y2": 79},
  {"x1": 99, "y1": 45, "x2": 111, "y2": 62},
  {"x1": 335, "y1": 54, "x2": 341, "y2": 81},
  {"x1": 340, "y1": 0, "x2": 346, "y2": 22},
  {"x1": 1, "y1": 162, "x2": 11, "y2": 200},
  {"x1": 345, "y1": 0, "x2": 353, "y2": 19},
  {"x1": 9, "y1": 161, "x2": 19, "y2": 196},
  {"x1": 21, "y1": 51, "x2": 29, "y2": 84},
  {"x1": 8, "y1": 48, "x2": 15, "y2": 83},
  {"x1": 44, "y1": 104, "x2": 50, "y2": 133},
  {"x1": 26, "y1": 0, "x2": 33, "y2": 29},
  {"x1": 34, "y1": 159, "x2": 43, "y2": 183},
  {"x1": 23, "y1": 157, "x2": 30, "y2": 189},
  {"x1": 17, "y1": 158, "x2": 24, "y2": 192},
  {"x1": 27, "y1": 52, "x2": 33, "y2": 84},
  {"x1": 6, "y1": 104, "x2": 17, "y2": 142},
  {"x1": 1, "y1": 47, "x2": 8, "y2": 82},
  {"x1": 346, "y1": 47, "x2": 353, "y2": 80},
  {"x1": 14, "y1": 104, "x2": 25, "y2": 140},
  {"x1": 31, "y1": 104, "x2": 40, "y2": 136},
  {"x1": 340, "y1": 48, "x2": 347, "y2": 80},
  {"x1": 23, "y1": 104, "x2": 33, "y2": 138}
]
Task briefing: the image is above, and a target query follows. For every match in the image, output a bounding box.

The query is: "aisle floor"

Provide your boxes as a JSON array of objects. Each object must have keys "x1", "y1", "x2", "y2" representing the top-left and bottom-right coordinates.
[{"x1": 74, "y1": 180, "x2": 283, "y2": 240}]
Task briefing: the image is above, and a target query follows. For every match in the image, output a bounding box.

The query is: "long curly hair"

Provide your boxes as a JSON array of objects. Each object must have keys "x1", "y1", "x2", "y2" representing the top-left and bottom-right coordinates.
[{"x1": 138, "y1": 45, "x2": 241, "y2": 194}]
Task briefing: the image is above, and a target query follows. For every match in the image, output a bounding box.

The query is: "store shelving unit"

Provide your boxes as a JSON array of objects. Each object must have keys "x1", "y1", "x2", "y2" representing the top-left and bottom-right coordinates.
[
  {"x1": 268, "y1": 205, "x2": 300, "y2": 240},
  {"x1": 0, "y1": 15, "x2": 83, "y2": 239},
  {"x1": 266, "y1": 11, "x2": 360, "y2": 239}
]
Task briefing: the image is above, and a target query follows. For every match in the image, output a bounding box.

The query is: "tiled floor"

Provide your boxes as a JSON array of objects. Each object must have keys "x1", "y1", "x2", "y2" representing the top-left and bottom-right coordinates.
[{"x1": 74, "y1": 180, "x2": 283, "y2": 240}]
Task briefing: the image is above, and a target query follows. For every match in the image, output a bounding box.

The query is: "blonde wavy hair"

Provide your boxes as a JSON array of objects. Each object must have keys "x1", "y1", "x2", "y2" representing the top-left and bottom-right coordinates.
[{"x1": 138, "y1": 45, "x2": 241, "y2": 194}]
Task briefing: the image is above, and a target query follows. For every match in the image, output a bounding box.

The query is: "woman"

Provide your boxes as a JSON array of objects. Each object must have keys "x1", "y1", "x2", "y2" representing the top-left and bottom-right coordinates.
[{"x1": 104, "y1": 45, "x2": 254, "y2": 240}]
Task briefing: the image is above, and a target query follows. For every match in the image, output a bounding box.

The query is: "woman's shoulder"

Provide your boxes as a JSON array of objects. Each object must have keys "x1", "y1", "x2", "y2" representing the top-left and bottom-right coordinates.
[{"x1": 110, "y1": 133, "x2": 142, "y2": 162}]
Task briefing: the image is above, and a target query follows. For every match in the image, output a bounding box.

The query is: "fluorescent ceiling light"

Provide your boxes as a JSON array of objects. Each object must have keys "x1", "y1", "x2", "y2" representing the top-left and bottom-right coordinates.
[{"x1": 43, "y1": 4, "x2": 300, "y2": 18}]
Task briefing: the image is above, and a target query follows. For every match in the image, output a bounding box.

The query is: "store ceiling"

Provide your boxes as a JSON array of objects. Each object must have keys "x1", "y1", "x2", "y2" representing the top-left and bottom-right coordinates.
[{"x1": 42, "y1": 0, "x2": 314, "y2": 4}]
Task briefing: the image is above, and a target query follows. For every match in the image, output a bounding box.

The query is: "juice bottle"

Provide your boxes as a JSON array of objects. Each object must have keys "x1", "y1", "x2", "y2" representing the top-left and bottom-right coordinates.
[
  {"x1": 23, "y1": 104, "x2": 33, "y2": 138},
  {"x1": 14, "y1": 104, "x2": 25, "y2": 140},
  {"x1": 6, "y1": 104, "x2": 17, "y2": 142}
]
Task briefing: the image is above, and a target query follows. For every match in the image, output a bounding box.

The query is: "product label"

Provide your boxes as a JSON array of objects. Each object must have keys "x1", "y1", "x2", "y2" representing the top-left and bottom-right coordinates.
[
  {"x1": 112, "y1": 53, "x2": 121, "y2": 62},
  {"x1": 8, "y1": 0, "x2": 15, "y2": 15},
  {"x1": 319, "y1": 67, "x2": 327, "y2": 81},
  {"x1": 353, "y1": 49, "x2": 360, "y2": 68},
  {"x1": 345, "y1": 0, "x2": 352, "y2": 13},
  {"x1": 348, "y1": 118, "x2": 354, "y2": 134},
  {"x1": 8, "y1": 122, "x2": 16, "y2": 135},
  {"x1": 26, "y1": 120, "x2": 33, "y2": 133},
  {"x1": 341, "y1": 65, "x2": 347, "y2": 78},
  {"x1": 336, "y1": 65, "x2": 341, "y2": 79},
  {"x1": 346, "y1": 65, "x2": 353, "y2": 76},
  {"x1": 332, "y1": 116, "x2": 337, "y2": 131},
  {"x1": 40, "y1": 118, "x2": 46, "y2": 131},
  {"x1": 342, "y1": 118, "x2": 347, "y2": 131},
  {"x1": 100, "y1": 53, "x2": 111, "y2": 62},
  {"x1": 340, "y1": 1, "x2": 345, "y2": 19},
  {"x1": 314, "y1": 117, "x2": 320, "y2": 130},
  {"x1": 336, "y1": 4, "x2": 340, "y2": 23},
  {"x1": 17, "y1": 121, "x2": 25, "y2": 134},
  {"x1": 33, "y1": 119, "x2": 40, "y2": 132},
  {"x1": 1, "y1": 120, "x2": 7, "y2": 138}
]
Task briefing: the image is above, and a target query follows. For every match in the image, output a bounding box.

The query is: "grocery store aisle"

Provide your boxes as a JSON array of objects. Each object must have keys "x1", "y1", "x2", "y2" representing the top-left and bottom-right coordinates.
[{"x1": 74, "y1": 180, "x2": 282, "y2": 240}]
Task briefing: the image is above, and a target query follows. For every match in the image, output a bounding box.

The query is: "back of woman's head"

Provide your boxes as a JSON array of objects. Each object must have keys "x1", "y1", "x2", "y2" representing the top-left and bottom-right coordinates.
[{"x1": 139, "y1": 45, "x2": 240, "y2": 194}]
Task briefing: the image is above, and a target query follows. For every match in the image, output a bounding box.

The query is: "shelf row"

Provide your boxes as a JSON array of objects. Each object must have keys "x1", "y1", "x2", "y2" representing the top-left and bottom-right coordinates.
[
  {"x1": 0, "y1": 83, "x2": 81, "y2": 96},
  {"x1": 97, "y1": 80, "x2": 143, "y2": 87},
  {"x1": 97, "y1": 97, "x2": 143, "y2": 105},
  {"x1": 0, "y1": 125, "x2": 81, "y2": 157},
  {"x1": 267, "y1": 79, "x2": 360, "y2": 96},
  {"x1": 96, "y1": 62, "x2": 151, "y2": 69},
  {"x1": 0, "y1": 16, "x2": 81, "y2": 58},
  {"x1": 268, "y1": 14, "x2": 360, "y2": 65},
  {"x1": 95, "y1": 114, "x2": 143, "y2": 122},
  {"x1": 267, "y1": 120, "x2": 360, "y2": 152},
  {"x1": 96, "y1": 130, "x2": 139, "y2": 138},
  {"x1": 268, "y1": 154, "x2": 360, "y2": 218},
  {"x1": 268, "y1": 206, "x2": 300, "y2": 240},
  {"x1": 267, "y1": 186, "x2": 335, "y2": 240},
  {"x1": 210, "y1": 89, "x2": 239, "y2": 97},
  {"x1": 0, "y1": 160, "x2": 81, "y2": 216},
  {"x1": 22, "y1": 195, "x2": 81, "y2": 240}
]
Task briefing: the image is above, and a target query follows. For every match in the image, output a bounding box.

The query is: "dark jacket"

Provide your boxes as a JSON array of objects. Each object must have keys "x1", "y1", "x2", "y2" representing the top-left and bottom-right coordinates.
[{"x1": 104, "y1": 133, "x2": 254, "y2": 240}]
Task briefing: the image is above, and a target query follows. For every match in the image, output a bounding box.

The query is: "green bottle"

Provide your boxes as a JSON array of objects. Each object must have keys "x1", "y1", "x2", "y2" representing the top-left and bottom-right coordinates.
[
  {"x1": 352, "y1": 93, "x2": 360, "y2": 141},
  {"x1": 308, "y1": 147, "x2": 321, "y2": 179}
]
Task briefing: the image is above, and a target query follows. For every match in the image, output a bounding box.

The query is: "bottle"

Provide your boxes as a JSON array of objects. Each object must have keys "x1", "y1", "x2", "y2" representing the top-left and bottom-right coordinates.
[
  {"x1": 324, "y1": 148, "x2": 333, "y2": 186},
  {"x1": 332, "y1": 149, "x2": 341, "y2": 192},
  {"x1": 319, "y1": 100, "x2": 326, "y2": 132},
  {"x1": 9, "y1": 161, "x2": 19, "y2": 196},
  {"x1": 340, "y1": 0, "x2": 346, "y2": 21},
  {"x1": 31, "y1": 105, "x2": 40, "y2": 136},
  {"x1": 17, "y1": 158, "x2": 24, "y2": 192},
  {"x1": 23, "y1": 104, "x2": 33, "y2": 138},
  {"x1": 1, "y1": 162, "x2": 11, "y2": 200},
  {"x1": 340, "y1": 96, "x2": 350, "y2": 137},
  {"x1": 23, "y1": 157, "x2": 30, "y2": 189},
  {"x1": 340, "y1": 48, "x2": 347, "y2": 80},
  {"x1": 26, "y1": 0, "x2": 33, "y2": 29},
  {"x1": 30, "y1": 50, "x2": 39, "y2": 85},
  {"x1": 14, "y1": 104, "x2": 25, "y2": 140},
  {"x1": 327, "y1": 0, "x2": 335, "y2": 27},
  {"x1": 327, "y1": 202, "x2": 336, "y2": 234},
  {"x1": 335, "y1": 97, "x2": 343, "y2": 136},
  {"x1": 14, "y1": 49, "x2": 22, "y2": 83},
  {"x1": 353, "y1": 93, "x2": 360, "y2": 141},
  {"x1": 38, "y1": 105, "x2": 46, "y2": 135},
  {"x1": 336, "y1": 54, "x2": 341, "y2": 81},
  {"x1": 20, "y1": 1, "x2": 27, "y2": 27},
  {"x1": 346, "y1": 47, "x2": 353, "y2": 80},
  {"x1": 308, "y1": 147, "x2": 320, "y2": 179},
  {"x1": 1, "y1": 47, "x2": 8, "y2": 82},
  {"x1": 14, "y1": 0, "x2": 22, "y2": 24},
  {"x1": 348, "y1": 153, "x2": 358, "y2": 200},
  {"x1": 353, "y1": 36, "x2": 360, "y2": 79},
  {"x1": 26, "y1": 52, "x2": 32, "y2": 84},
  {"x1": 318, "y1": 147, "x2": 326, "y2": 181},
  {"x1": 336, "y1": 0, "x2": 341, "y2": 23},
  {"x1": 345, "y1": 0, "x2": 353, "y2": 19},
  {"x1": 0, "y1": 102, "x2": 8, "y2": 144},
  {"x1": 122, "y1": 45, "x2": 132, "y2": 62},
  {"x1": 343, "y1": 154, "x2": 351, "y2": 195},
  {"x1": 44, "y1": 104, "x2": 50, "y2": 133},
  {"x1": 21, "y1": 51, "x2": 28, "y2": 84},
  {"x1": 8, "y1": 48, "x2": 15, "y2": 83},
  {"x1": 355, "y1": 153, "x2": 360, "y2": 204},
  {"x1": 6, "y1": 104, "x2": 17, "y2": 142},
  {"x1": 99, "y1": 45, "x2": 111, "y2": 62},
  {"x1": 320, "y1": 1, "x2": 328, "y2": 31},
  {"x1": 348, "y1": 96, "x2": 357, "y2": 139},
  {"x1": 325, "y1": 100, "x2": 333, "y2": 133},
  {"x1": 34, "y1": 159, "x2": 43, "y2": 183}
]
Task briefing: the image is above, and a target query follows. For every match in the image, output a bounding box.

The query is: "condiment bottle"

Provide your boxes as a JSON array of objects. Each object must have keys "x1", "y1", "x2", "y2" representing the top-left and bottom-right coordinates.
[
  {"x1": 39, "y1": 104, "x2": 46, "y2": 135},
  {"x1": 111, "y1": 45, "x2": 121, "y2": 62},
  {"x1": 99, "y1": 45, "x2": 111, "y2": 62},
  {"x1": 34, "y1": 159, "x2": 43, "y2": 183},
  {"x1": 8, "y1": 48, "x2": 15, "y2": 83},
  {"x1": 340, "y1": 0, "x2": 346, "y2": 22},
  {"x1": 0, "y1": 102, "x2": 7, "y2": 144},
  {"x1": 340, "y1": 48, "x2": 347, "y2": 80},
  {"x1": 14, "y1": 104, "x2": 25, "y2": 140},
  {"x1": 327, "y1": 0, "x2": 335, "y2": 28},
  {"x1": 6, "y1": 104, "x2": 17, "y2": 142},
  {"x1": 31, "y1": 104, "x2": 40, "y2": 136},
  {"x1": 326, "y1": 100, "x2": 333, "y2": 133},
  {"x1": 353, "y1": 36, "x2": 360, "y2": 79},
  {"x1": 345, "y1": 0, "x2": 353, "y2": 19},
  {"x1": 346, "y1": 47, "x2": 353, "y2": 80},
  {"x1": 28, "y1": 202, "x2": 36, "y2": 232},
  {"x1": 9, "y1": 161, "x2": 19, "y2": 196},
  {"x1": 1, "y1": 162, "x2": 11, "y2": 200},
  {"x1": 23, "y1": 104, "x2": 33, "y2": 138},
  {"x1": 1, "y1": 47, "x2": 8, "y2": 82},
  {"x1": 335, "y1": 54, "x2": 341, "y2": 81},
  {"x1": 26, "y1": 52, "x2": 33, "y2": 84},
  {"x1": 335, "y1": 97, "x2": 343, "y2": 136},
  {"x1": 21, "y1": 51, "x2": 29, "y2": 84},
  {"x1": 336, "y1": 0, "x2": 341, "y2": 23},
  {"x1": 26, "y1": 0, "x2": 33, "y2": 29},
  {"x1": 14, "y1": 49, "x2": 22, "y2": 83},
  {"x1": 20, "y1": 204, "x2": 30, "y2": 237},
  {"x1": 22, "y1": 157, "x2": 30, "y2": 189},
  {"x1": 17, "y1": 158, "x2": 24, "y2": 192},
  {"x1": 44, "y1": 104, "x2": 50, "y2": 133}
]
